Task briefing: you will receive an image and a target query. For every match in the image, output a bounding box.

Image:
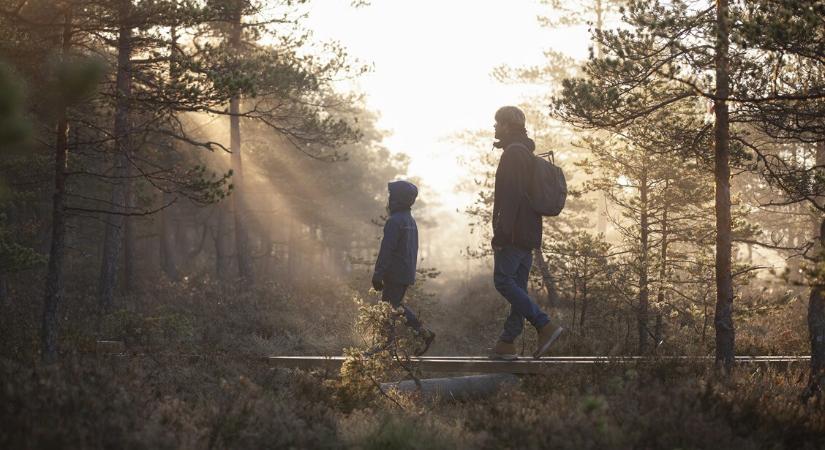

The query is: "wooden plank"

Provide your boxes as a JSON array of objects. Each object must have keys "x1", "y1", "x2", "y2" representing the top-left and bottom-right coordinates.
[
  {"x1": 373, "y1": 356, "x2": 809, "y2": 361},
  {"x1": 266, "y1": 355, "x2": 811, "y2": 374}
]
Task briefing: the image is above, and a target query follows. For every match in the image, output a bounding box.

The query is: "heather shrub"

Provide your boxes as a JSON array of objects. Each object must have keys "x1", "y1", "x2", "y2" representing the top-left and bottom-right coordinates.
[
  {"x1": 340, "y1": 411, "x2": 479, "y2": 450},
  {"x1": 3, "y1": 270, "x2": 825, "y2": 449},
  {"x1": 337, "y1": 295, "x2": 425, "y2": 410}
]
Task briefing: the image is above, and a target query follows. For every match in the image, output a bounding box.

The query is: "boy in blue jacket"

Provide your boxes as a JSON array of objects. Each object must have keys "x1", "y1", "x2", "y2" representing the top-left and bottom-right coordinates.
[{"x1": 372, "y1": 180, "x2": 435, "y2": 356}]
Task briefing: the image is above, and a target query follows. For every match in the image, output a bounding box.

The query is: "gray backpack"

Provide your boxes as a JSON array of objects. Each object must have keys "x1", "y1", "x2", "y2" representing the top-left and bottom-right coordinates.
[{"x1": 510, "y1": 143, "x2": 567, "y2": 217}]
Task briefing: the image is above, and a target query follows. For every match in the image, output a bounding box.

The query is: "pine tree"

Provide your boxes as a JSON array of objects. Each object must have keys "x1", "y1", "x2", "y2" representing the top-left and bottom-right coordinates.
[
  {"x1": 189, "y1": 0, "x2": 363, "y2": 283},
  {"x1": 552, "y1": 0, "x2": 825, "y2": 369}
]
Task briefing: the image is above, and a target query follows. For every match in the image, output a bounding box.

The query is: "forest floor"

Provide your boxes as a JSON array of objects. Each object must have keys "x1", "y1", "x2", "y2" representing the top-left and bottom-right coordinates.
[{"x1": 1, "y1": 277, "x2": 824, "y2": 449}]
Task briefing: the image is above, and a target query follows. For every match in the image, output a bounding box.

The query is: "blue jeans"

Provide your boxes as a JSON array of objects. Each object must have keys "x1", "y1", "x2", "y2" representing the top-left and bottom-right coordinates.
[
  {"x1": 382, "y1": 282, "x2": 422, "y2": 331},
  {"x1": 494, "y1": 246, "x2": 550, "y2": 343}
]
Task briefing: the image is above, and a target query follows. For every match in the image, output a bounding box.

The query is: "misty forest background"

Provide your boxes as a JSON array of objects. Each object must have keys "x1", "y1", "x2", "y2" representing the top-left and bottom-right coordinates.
[{"x1": 3, "y1": 0, "x2": 825, "y2": 449}]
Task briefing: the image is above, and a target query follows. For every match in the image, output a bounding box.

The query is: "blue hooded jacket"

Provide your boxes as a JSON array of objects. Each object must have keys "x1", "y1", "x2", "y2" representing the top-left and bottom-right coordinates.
[{"x1": 373, "y1": 181, "x2": 418, "y2": 286}]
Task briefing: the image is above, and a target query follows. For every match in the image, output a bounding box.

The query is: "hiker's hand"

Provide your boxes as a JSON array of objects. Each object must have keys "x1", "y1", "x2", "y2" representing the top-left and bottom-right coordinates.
[{"x1": 372, "y1": 278, "x2": 384, "y2": 291}]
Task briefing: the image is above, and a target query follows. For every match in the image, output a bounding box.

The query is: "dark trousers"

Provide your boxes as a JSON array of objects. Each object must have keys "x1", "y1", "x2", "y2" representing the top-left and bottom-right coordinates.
[{"x1": 381, "y1": 282, "x2": 422, "y2": 331}]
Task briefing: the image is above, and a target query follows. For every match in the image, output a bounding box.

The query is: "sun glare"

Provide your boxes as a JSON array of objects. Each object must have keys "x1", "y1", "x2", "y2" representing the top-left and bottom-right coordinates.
[{"x1": 304, "y1": 1, "x2": 591, "y2": 276}]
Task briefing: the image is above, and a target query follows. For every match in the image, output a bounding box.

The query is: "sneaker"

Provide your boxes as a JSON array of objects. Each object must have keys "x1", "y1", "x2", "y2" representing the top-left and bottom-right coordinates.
[
  {"x1": 414, "y1": 328, "x2": 435, "y2": 356},
  {"x1": 533, "y1": 323, "x2": 564, "y2": 359},
  {"x1": 488, "y1": 341, "x2": 519, "y2": 361}
]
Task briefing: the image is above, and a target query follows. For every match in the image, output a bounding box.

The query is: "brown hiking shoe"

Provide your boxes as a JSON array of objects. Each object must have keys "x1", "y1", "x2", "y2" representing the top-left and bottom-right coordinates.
[
  {"x1": 533, "y1": 323, "x2": 564, "y2": 359},
  {"x1": 488, "y1": 341, "x2": 519, "y2": 361}
]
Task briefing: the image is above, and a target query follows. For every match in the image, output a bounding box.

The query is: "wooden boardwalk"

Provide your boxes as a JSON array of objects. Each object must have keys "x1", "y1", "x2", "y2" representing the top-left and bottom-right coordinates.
[{"x1": 267, "y1": 355, "x2": 811, "y2": 374}]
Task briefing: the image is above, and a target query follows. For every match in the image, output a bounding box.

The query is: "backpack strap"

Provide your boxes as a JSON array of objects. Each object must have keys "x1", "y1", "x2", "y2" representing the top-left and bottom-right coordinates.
[
  {"x1": 505, "y1": 142, "x2": 536, "y2": 199},
  {"x1": 507, "y1": 142, "x2": 529, "y2": 153}
]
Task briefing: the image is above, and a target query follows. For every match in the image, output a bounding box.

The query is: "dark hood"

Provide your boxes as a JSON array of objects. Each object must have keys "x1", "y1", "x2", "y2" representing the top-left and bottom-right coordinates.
[
  {"x1": 388, "y1": 180, "x2": 418, "y2": 213},
  {"x1": 494, "y1": 131, "x2": 536, "y2": 153}
]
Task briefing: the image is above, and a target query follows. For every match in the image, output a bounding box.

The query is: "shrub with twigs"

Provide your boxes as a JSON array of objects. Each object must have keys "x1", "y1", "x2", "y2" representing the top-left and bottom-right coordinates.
[{"x1": 337, "y1": 294, "x2": 425, "y2": 409}]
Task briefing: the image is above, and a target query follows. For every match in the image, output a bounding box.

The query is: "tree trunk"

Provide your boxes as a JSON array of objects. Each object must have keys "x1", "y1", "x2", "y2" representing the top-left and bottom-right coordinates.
[
  {"x1": 624, "y1": 316, "x2": 631, "y2": 351},
  {"x1": 809, "y1": 283, "x2": 825, "y2": 382},
  {"x1": 638, "y1": 170, "x2": 650, "y2": 355},
  {"x1": 808, "y1": 219, "x2": 825, "y2": 397},
  {"x1": 805, "y1": 141, "x2": 825, "y2": 398},
  {"x1": 123, "y1": 184, "x2": 136, "y2": 290},
  {"x1": 160, "y1": 192, "x2": 179, "y2": 281},
  {"x1": 263, "y1": 236, "x2": 274, "y2": 275},
  {"x1": 656, "y1": 184, "x2": 669, "y2": 347},
  {"x1": 163, "y1": 25, "x2": 183, "y2": 280},
  {"x1": 98, "y1": 0, "x2": 133, "y2": 311},
  {"x1": 713, "y1": 0, "x2": 735, "y2": 372},
  {"x1": 533, "y1": 248, "x2": 560, "y2": 307},
  {"x1": 175, "y1": 214, "x2": 188, "y2": 256},
  {"x1": 229, "y1": 12, "x2": 253, "y2": 283},
  {"x1": 593, "y1": 0, "x2": 608, "y2": 237},
  {"x1": 41, "y1": 9, "x2": 72, "y2": 363},
  {"x1": 812, "y1": 141, "x2": 825, "y2": 238},
  {"x1": 571, "y1": 276, "x2": 577, "y2": 333},
  {"x1": 654, "y1": 313, "x2": 663, "y2": 349},
  {"x1": 580, "y1": 260, "x2": 589, "y2": 333},
  {"x1": 287, "y1": 217, "x2": 297, "y2": 279},
  {"x1": 215, "y1": 202, "x2": 231, "y2": 279},
  {"x1": 0, "y1": 274, "x2": 7, "y2": 306},
  {"x1": 702, "y1": 289, "x2": 710, "y2": 343},
  {"x1": 594, "y1": 0, "x2": 604, "y2": 58}
]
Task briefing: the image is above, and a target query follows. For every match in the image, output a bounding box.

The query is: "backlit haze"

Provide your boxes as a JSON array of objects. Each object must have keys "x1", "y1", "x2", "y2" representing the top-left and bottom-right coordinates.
[{"x1": 306, "y1": 1, "x2": 590, "y2": 279}]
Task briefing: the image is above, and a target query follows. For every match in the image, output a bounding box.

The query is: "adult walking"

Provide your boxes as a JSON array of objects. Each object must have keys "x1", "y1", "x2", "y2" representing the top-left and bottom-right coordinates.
[{"x1": 488, "y1": 106, "x2": 563, "y2": 360}]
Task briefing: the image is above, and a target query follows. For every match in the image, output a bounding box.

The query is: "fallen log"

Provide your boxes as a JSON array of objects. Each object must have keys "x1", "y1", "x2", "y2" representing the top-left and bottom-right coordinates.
[{"x1": 380, "y1": 373, "x2": 519, "y2": 401}]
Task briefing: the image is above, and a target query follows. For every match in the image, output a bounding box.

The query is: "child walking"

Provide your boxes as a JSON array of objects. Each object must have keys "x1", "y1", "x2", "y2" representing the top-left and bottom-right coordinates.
[{"x1": 371, "y1": 180, "x2": 435, "y2": 356}]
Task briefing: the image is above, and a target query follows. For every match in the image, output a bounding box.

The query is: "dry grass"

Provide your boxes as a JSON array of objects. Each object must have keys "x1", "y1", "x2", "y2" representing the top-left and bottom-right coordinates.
[{"x1": 1, "y1": 275, "x2": 823, "y2": 449}]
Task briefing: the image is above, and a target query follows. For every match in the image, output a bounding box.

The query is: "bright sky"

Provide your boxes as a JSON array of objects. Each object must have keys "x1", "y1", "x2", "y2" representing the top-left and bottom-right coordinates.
[{"x1": 306, "y1": 0, "x2": 591, "y2": 274}]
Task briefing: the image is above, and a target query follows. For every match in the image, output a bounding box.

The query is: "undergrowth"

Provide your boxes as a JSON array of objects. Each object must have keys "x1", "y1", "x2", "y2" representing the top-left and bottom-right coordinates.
[{"x1": 1, "y1": 278, "x2": 824, "y2": 449}]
